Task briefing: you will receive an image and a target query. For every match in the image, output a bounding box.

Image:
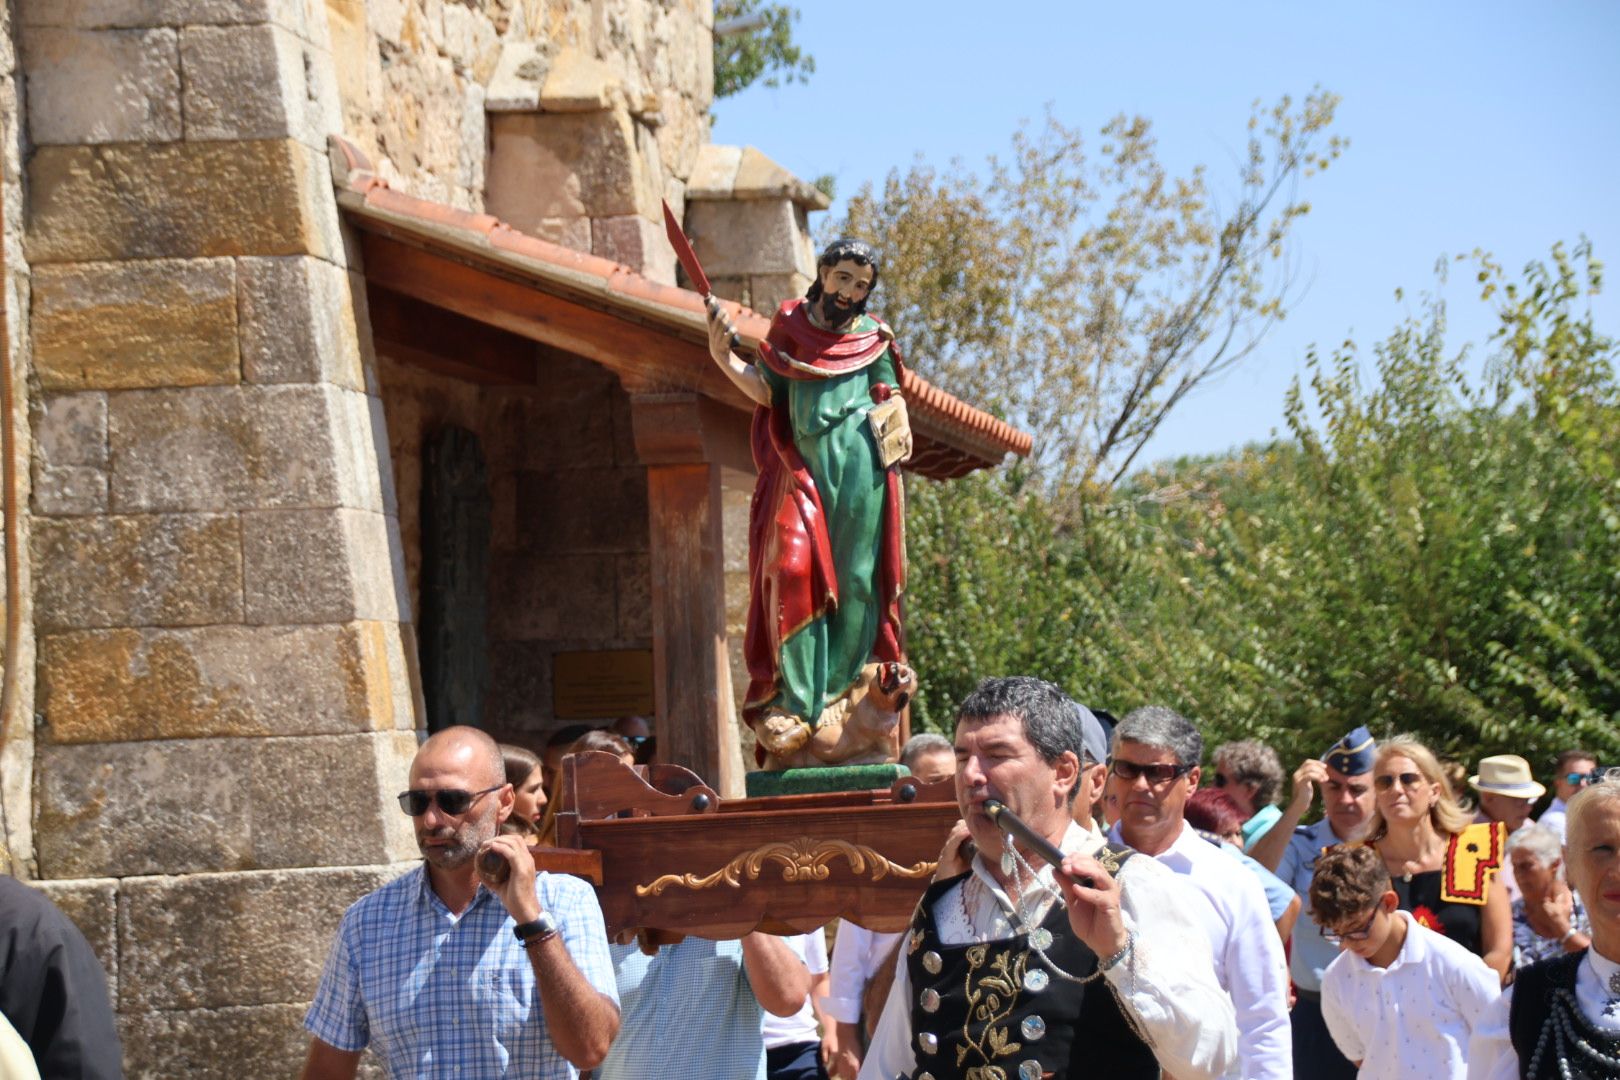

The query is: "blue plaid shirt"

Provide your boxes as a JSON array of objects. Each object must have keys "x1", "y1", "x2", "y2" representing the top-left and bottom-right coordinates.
[
  {"x1": 304, "y1": 866, "x2": 618, "y2": 1079},
  {"x1": 594, "y1": 937, "x2": 767, "y2": 1080}
]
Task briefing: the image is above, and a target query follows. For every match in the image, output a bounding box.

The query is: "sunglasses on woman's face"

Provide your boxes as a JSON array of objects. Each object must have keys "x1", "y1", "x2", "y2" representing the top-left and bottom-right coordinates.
[
  {"x1": 1373, "y1": 772, "x2": 1424, "y2": 792},
  {"x1": 1110, "y1": 760, "x2": 1194, "y2": 786},
  {"x1": 396, "y1": 784, "x2": 504, "y2": 817}
]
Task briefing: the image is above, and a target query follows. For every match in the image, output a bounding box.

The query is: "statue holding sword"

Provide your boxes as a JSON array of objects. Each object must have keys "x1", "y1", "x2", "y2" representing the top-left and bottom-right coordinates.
[{"x1": 667, "y1": 206, "x2": 915, "y2": 770}]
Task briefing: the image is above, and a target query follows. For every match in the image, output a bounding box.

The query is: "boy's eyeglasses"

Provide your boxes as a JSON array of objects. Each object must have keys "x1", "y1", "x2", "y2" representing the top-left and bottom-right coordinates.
[
  {"x1": 1110, "y1": 760, "x2": 1194, "y2": 785},
  {"x1": 1564, "y1": 771, "x2": 1600, "y2": 786},
  {"x1": 1373, "y1": 772, "x2": 1424, "y2": 792},
  {"x1": 396, "y1": 785, "x2": 504, "y2": 817},
  {"x1": 1323, "y1": 908, "x2": 1381, "y2": 946}
]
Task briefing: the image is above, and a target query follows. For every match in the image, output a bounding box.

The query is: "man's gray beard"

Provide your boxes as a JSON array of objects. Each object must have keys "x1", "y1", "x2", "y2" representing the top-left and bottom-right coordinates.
[{"x1": 418, "y1": 807, "x2": 497, "y2": 869}]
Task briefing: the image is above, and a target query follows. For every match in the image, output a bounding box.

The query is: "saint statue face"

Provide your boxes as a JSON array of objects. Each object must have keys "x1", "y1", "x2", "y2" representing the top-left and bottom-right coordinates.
[{"x1": 815, "y1": 258, "x2": 875, "y2": 330}]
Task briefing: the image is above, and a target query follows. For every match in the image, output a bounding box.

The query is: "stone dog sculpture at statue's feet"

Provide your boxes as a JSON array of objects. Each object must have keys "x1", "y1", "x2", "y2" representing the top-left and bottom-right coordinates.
[{"x1": 754, "y1": 661, "x2": 917, "y2": 770}]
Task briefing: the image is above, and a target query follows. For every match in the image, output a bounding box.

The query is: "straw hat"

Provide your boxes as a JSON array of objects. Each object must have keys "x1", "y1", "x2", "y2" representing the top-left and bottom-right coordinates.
[{"x1": 1468, "y1": 754, "x2": 1546, "y2": 799}]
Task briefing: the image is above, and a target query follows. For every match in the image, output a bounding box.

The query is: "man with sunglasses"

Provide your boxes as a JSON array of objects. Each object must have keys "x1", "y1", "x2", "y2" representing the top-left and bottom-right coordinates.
[
  {"x1": 1537, "y1": 749, "x2": 1598, "y2": 841},
  {"x1": 1107, "y1": 705, "x2": 1293, "y2": 1080},
  {"x1": 1247, "y1": 725, "x2": 1379, "y2": 1080},
  {"x1": 301, "y1": 726, "x2": 621, "y2": 1079}
]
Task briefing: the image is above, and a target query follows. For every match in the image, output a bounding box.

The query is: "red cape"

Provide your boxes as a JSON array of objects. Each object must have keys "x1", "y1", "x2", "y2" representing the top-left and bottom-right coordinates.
[{"x1": 742, "y1": 300, "x2": 907, "y2": 739}]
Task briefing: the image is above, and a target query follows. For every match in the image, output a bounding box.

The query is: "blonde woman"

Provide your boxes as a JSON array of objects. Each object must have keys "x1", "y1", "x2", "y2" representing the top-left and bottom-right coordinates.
[{"x1": 1360, "y1": 735, "x2": 1512, "y2": 982}]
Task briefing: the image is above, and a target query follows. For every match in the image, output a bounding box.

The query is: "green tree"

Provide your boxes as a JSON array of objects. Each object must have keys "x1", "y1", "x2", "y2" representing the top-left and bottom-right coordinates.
[
  {"x1": 713, "y1": 2, "x2": 814, "y2": 100},
  {"x1": 832, "y1": 92, "x2": 1345, "y2": 507},
  {"x1": 904, "y1": 245, "x2": 1620, "y2": 769}
]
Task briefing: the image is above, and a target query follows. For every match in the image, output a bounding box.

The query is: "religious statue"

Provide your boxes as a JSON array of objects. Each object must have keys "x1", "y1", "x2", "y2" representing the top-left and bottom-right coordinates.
[{"x1": 703, "y1": 240, "x2": 917, "y2": 771}]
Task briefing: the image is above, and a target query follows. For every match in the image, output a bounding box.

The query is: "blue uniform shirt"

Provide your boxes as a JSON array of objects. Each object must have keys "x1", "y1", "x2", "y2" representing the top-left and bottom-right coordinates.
[{"x1": 1277, "y1": 817, "x2": 1349, "y2": 992}]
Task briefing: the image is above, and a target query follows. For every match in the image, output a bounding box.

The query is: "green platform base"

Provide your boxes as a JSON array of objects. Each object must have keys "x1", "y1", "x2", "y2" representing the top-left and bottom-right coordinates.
[{"x1": 745, "y1": 764, "x2": 909, "y2": 798}]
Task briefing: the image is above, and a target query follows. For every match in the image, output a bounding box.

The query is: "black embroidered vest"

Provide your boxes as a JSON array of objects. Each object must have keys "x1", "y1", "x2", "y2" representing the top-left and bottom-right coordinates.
[
  {"x1": 903, "y1": 851, "x2": 1160, "y2": 1080},
  {"x1": 1508, "y1": 949, "x2": 1620, "y2": 1080}
]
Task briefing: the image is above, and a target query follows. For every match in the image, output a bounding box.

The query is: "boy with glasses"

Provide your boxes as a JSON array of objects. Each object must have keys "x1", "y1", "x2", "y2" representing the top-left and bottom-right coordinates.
[{"x1": 1313, "y1": 845, "x2": 1499, "y2": 1079}]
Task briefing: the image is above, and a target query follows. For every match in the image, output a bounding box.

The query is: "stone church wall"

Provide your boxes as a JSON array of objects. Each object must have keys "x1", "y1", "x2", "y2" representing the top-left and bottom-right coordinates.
[
  {"x1": 10, "y1": 2, "x2": 420, "y2": 1074},
  {"x1": 0, "y1": 0, "x2": 824, "y2": 1072}
]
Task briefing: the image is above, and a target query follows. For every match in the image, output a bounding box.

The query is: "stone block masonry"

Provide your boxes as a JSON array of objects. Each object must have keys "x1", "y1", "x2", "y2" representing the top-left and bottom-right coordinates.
[{"x1": 13, "y1": 2, "x2": 419, "y2": 1075}]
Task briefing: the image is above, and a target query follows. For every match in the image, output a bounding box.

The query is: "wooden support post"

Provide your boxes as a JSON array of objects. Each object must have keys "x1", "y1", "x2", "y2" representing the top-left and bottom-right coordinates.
[{"x1": 630, "y1": 392, "x2": 753, "y2": 797}]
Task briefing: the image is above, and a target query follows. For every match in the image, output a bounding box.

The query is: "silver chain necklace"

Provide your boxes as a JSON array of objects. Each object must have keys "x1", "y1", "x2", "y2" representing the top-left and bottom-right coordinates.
[{"x1": 1000, "y1": 834, "x2": 1105, "y2": 986}]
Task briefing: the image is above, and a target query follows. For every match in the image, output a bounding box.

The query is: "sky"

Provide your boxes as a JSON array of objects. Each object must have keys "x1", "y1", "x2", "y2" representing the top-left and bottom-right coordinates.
[{"x1": 712, "y1": 1, "x2": 1620, "y2": 466}]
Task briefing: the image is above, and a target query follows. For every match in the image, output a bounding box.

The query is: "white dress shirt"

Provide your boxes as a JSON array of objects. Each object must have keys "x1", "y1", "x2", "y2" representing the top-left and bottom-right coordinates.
[
  {"x1": 857, "y1": 819, "x2": 1237, "y2": 1080},
  {"x1": 822, "y1": 922, "x2": 903, "y2": 1025},
  {"x1": 1467, "y1": 946, "x2": 1620, "y2": 1080},
  {"x1": 1110, "y1": 819, "x2": 1293, "y2": 1080},
  {"x1": 1321, "y1": 911, "x2": 1500, "y2": 1079}
]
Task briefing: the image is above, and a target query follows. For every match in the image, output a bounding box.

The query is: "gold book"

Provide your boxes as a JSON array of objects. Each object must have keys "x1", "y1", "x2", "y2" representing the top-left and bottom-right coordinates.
[{"x1": 868, "y1": 396, "x2": 912, "y2": 469}]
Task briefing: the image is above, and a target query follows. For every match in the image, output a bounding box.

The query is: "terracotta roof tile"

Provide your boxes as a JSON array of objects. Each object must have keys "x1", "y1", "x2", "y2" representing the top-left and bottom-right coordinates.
[{"x1": 329, "y1": 135, "x2": 1031, "y2": 472}]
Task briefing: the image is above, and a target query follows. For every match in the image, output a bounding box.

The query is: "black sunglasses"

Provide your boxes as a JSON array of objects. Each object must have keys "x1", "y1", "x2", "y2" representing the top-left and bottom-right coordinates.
[
  {"x1": 1373, "y1": 772, "x2": 1424, "y2": 792},
  {"x1": 1111, "y1": 760, "x2": 1194, "y2": 785},
  {"x1": 1213, "y1": 773, "x2": 1231, "y2": 787},
  {"x1": 1323, "y1": 907, "x2": 1381, "y2": 946},
  {"x1": 397, "y1": 784, "x2": 504, "y2": 817}
]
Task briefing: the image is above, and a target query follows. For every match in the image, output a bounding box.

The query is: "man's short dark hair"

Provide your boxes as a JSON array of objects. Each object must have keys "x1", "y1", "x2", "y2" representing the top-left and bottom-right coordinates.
[
  {"x1": 805, "y1": 238, "x2": 880, "y2": 303},
  {"x1": 954, "y1": 677, "x2": 1085, "y2": 804},
  {"x1": 1308, "y1": 844, "x2": 1392, "y2": 927},
  {"x1": 1556, "y1": 749, "x2": 1597, "y2": 772}
]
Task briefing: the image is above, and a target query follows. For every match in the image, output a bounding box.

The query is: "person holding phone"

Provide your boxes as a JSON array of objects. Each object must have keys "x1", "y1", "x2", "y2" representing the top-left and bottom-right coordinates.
[{"x1": 299, "y1": 726, "x2": 621, "y2": 1079}]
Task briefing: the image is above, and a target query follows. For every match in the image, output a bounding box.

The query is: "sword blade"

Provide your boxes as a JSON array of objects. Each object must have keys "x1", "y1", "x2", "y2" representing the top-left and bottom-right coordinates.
[{"x1": 662, "y1": 199, "x2": 712, "y2": 297}]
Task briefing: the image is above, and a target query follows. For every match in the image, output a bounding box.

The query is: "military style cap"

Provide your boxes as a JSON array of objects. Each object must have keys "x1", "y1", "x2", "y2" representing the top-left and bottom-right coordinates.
[{"x1": 1323, "y1": 726, "x2": 1375, "y2": 775}]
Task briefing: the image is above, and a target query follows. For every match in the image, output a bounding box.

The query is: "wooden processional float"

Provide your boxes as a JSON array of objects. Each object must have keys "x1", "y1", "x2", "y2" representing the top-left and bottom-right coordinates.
[
  {"x1": 522, "y1": 751, "x2": 958, "y2": 938},
  {"x1": 497, "y1": 209, "x2": 968, "y2": 939}
]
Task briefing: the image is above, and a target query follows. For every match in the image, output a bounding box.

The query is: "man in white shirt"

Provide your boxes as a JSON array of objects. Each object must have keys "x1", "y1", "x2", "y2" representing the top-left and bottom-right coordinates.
[
  {"x1": 822, "y1": 734, "x2": 957, "y2": 1078},
  {"x1": 1537, "y1": 749, "x2": 1597, "y2": 841},
  {"x1": 1107, "y1": 706, "x2": 1293, "y2": 1080},
  {"x1": 1312, "y1": 845, "x2": 1500, "y2": 1079},
  {"x1": 765, "y1": 932, "x2": 832, "y2": 1080},
  {"x1": 858, "y1": 677, "x2": 1236, "y2": 1080},
  {"x1": 1468, "y1": 775, "x2": 1620, "y2": 1079}
]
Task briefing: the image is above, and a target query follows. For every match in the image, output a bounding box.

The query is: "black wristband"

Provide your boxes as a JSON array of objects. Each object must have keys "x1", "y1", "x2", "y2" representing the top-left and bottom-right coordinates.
[{"x1": 513, "y1": 912, "x2": 559, "y2": 944}]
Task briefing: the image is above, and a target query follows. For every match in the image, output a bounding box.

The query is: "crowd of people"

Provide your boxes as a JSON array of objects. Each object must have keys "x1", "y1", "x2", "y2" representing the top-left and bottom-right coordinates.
[
  {"x1": 280, "y1": 687, "x2": 1620, "y2": 1080},
  {"x1": 2, "y1": 687, "x2": 1611, "y2": 1079}
]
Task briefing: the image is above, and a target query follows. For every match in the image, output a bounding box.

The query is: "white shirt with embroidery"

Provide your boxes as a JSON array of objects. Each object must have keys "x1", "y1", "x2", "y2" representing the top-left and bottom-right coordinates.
[
  {"x1": 856, "y1": 819, "x2": 1236, "y2": 1080},
  {"x1": 1321, "y1": 911, "x2": 1501, "y2": 1079},
  {"x1": 1467, "y1": 946, "x2": 1620, "y2": 1080}
]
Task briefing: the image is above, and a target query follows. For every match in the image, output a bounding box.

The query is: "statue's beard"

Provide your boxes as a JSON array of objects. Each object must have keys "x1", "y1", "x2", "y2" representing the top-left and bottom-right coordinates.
[{"x1": 820, "y1": 292, "x2": 863, "y2": 328}]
